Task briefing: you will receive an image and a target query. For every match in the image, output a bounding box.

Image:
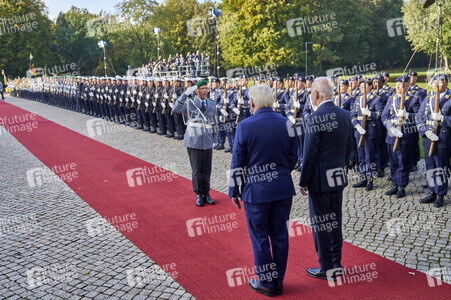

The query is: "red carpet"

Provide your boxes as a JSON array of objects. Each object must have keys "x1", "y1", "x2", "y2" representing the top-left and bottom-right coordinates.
[{"x1": 1, "y1": 100, "x2": 449, "y2": 299}]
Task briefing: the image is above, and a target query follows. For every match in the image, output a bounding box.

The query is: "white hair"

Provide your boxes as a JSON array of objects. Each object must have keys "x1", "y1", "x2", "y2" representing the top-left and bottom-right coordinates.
[
  {"x1": 311, "y1": 77, "x2": 334, "y2": 100},
  {"x1": 248, "y1": 84, "x2": 273, "y2": 108}
]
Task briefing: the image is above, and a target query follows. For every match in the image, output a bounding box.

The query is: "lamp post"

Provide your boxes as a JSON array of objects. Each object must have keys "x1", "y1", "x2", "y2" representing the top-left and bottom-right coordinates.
[
  {"x1": 305, "y1": 42, "x2": 313, "y2": 76},
  {"x1": 153, "y1": 28, "x2": 161, "y2": 58},
  {"x1": 208, "y1": 8, "x2": 222, "y2": 77},
  {"x1": 98, "y1": 40, "x2": 107, "y2": 77}
]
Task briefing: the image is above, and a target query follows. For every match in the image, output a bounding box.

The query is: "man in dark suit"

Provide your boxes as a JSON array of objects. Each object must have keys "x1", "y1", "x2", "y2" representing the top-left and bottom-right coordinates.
[
  {"x1": 299, "y1": 77, "x2": 353, "y2": 281},
  {"x1": 228, "y1": 84, "x2": 297, "y2": 297}
]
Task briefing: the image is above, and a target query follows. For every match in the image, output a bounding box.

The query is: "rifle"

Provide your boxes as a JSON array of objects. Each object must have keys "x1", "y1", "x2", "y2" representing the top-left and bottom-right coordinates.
[
  {"x1": 171, "y1": 81, "x2": 177, "y2": 116},
  {"x1": 137, "y1": 83, "x2": 143, "y2": 111},
  {"x1": 393, "y1": 78, "x2": 406, "y2": 151},
  {"x1": 429, "y1": 75, "x2": 441, "y2": 156},
  {"x1": 274, "y1": 85, "x2": 278, "y2": 112},
  {"x1": 224, "y1": 81, "x2": 228, "y2": 122},
  {"x1": 113, "y1": 84, "x2": 118, "y2": 106},
  {"x1": 152, "y1": 85, "x2": 158, "y2": 114},
  {"x1": 162, "y1": 81, "x2": 168, "y2": 114},
  {"x1": 143, "y1": 84, "x2": 150, "y2": 113},
  {"x1": 293, "y1": 78, "x2": 299, "y2": 123},
  {"x1": 358, "y1": 81, "x2": 368, "y2": 148},
  {"x1": 235, "y1": 83, "x2": 243, "y2": 124},
  {"x1": 337, "y1": 83, "x2": 342, "y2": 108}
]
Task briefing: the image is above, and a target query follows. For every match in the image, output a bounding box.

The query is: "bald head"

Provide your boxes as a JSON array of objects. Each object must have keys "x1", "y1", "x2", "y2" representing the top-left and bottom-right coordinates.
[{"x1": 311, "y1": 77, "x2": 334, "y2": 106}]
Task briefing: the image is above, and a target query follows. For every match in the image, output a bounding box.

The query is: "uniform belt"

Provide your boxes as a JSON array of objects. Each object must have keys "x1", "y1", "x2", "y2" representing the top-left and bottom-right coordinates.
[
  {"x1": 239, "y1": 105, "x2": 250, "y2": 108},
  {"x1": 426, "y1": 120, "x2": 438, "y2": 126},
  {"x1": 357, "y1": 116, "x2": 364, "y2": 121}
]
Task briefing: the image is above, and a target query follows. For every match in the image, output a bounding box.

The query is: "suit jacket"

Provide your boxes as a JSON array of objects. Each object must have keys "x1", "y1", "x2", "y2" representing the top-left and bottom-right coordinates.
[
  {"x1": 228, "y1": 107, "x2": 297, "y2": 203},
  {"x1": 300, "y1": 101, "x2": 353, "y2": 193},
  {"x1": 173, "y1": 93, "x2": 217, "y2": 150}
]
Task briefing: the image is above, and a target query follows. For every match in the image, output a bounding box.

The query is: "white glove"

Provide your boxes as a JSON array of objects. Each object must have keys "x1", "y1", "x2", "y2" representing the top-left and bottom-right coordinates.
[
  {"x1": 164, "y1": 94, "x2": 169, "y2": 99},
  {"x1": 289, "y1": 116, "x2": 296, "y2": 124},
  {"x1": 233, "y1": 107, "x2": 240, "y2": 115},
  {"x1": 185, "y1": 85, "x2": 197, "y2": 96},
  {"x1": 172, "y1": 94, "x2": 177, "y2": 99},
  {"x1": 120, "y1": 91, "x2": 124, "y2": 95},
  {"x1": 220, "y1": 109, "x2": 229, "y2": 117},
  {"x1": 361, "y1": 107, "x2": 371, "y2": 117},
  {"x1": 432, "y1": 112, "x2": 443, "y2": 122},
  {"x1": 389, "y1": 127, "x2": 403, "y2": 138},
  {"x1": 397, "y1": 109, "x2": 409, "y2": 119},
  {"x1": 237, "y1": 97, "x2": 244, "y2": 105},
  {"x1": 294, "y1": 102, "x2": 300, "y2": 109},
  {"x1": 425, "y1": 130, "x2": 439, "y2": 142},
  {"x1": 154, "y1": 93, "x2": 159, "y2": 99},
  {"x1": 137, "y1": 100, "x2": 141, "y2": 104},
  {"x1": 131, "y1": 98, "x2": 135, "y2": 102},
  {"x1": 139, "y1": 92, "x2": 143, "y2": 97},
  {"x1": 146, "y1": 94, "x2": 150, "y2": 99},
  {"x1": 355, "y1": 124, "x2": 366, "y2": 135},
  {"x1": 133, "y1": 90, "x2": 137, "y2": 95},
  {"x1": 161, "y1": 103, "x2": 166, "y2": 109},
  {"x1": 273, "y1": 102, "x2": 279, "y2": 109},
  {"x1": 145, "y1": 102, "x2": 149, "y2": 107}
]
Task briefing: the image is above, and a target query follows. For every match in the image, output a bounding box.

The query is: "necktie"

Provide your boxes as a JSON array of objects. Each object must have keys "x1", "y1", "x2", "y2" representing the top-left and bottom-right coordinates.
[{"x1": 201, "y1": 100, "x2": 206, "y2": 113}]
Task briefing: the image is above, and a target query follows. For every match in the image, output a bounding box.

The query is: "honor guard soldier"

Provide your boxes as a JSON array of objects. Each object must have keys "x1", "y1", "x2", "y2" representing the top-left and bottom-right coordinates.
[
  {"x1": 217, "y1": 78, "x2": 236, "y2": 152},
  {"x1": 172, "y1": 78, "x2": 186, "y2": 139},
  {"x1": 164, "y1": 78, "x2": 176, "y2": 138},
  {"x1": 301, "y1": 75, "x2": 317, "y2": 119},
  {"x1": 119, "y1": 77, "x2": 128, "y2": 124},
  {"x1": 373, "y1": 74, "x2": 390, "y2": 176},
  {"x1": 286, "y1": 75, "x2": 306, "y2": 171},
  {"x1": 333, "y1": 79, "x2": 354, "y2": 111},
  {"x1": 416, "y1": 74, "x2": 451, "y2": 208},
  {"x1": 380, "y1": 72, "x2": 396, "y2": 95},
  {"x1": 381, "y1": 75, "x2": 421, "y2": 198},
  {"x1": 351, "y1": 78, "x2": 384, "y2": 191},
  {"x1": 211, "y1": 78, "x2": 225, "y2": 150},
  {"x1": 273, "y1": 76, "x2": 289, "y2": 117},
  {"x1": 351, "y1": 75, "x2": 362, "y2": 97},
  {"x1": 146, "y1": 77, "x2": 158, "y2": 133},
  {"x1": 407, "y1": 71, "x2": 427, "y2": 102},
  {"x1": 233, "y1": 74, "x2": 252, "y2": 124}
]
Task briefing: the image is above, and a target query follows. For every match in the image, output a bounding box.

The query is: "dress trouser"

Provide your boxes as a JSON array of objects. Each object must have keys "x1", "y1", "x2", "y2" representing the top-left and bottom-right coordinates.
[
  {"x1": 187, "y1": 147, "x2": 212, "y2": 195},
  {"x1": 244, "y1": 198, "x2": 292, "y2": 288}
]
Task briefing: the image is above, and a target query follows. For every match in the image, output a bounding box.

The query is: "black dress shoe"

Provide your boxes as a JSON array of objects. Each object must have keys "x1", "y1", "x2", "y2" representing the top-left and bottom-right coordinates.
[
  {"x1": 434, "y1": 195, "x2": 444, "y2": 207},
  {"x1": 294, "y1": 162, "x2": 300, "y2": 169},
  {"x1": 385, "y1": 185, "x2": 398, "y2": 196},
  {"x1": 166, "y1": 133, "x2": 175, "y2": 138},
  {"x1": 157, "y1": 132, "x2": 165, "y2": 135},
  {"x1": 420, "y1": 192, "x2": 436, "y2": 204},
  {"x1": 365, "y1": 181, "x2": 373, "y2": 191},
  {"x1": 150, "y1": 129, "x2": 157, "y2": 133},
  {"x1": 306, "y1": 267, "x2": 330, "y2": 280},
  {"x1": 204, "y1": 194, "x2": 215, "y2": 205},
  {"x1": 224, "y1": 147, "x2": 233, "y2": 153},
  {"x1": 352, "y1": 179, "x2": 367, "y2": 188},
  {"x1": 395, "y1": 186, "x2": 406, "y2": 198},
  {"x1": 248, "y1": 278, "x2": 275, "y2": 297},
  {"x1": 213, "y1": 143, "x2": 219, "y2": 149},
  {"x1": 422, "y1": 183, "x2": 428, "y2": 189},
  {"x1": 377, "y1": 169, "x2": 385, "y2": 178},
  {"x1": 195, "y1": 195, "x2": 204, "y2": 207},
  {"x1": 216, "y1": 144, "x2": 225, "y2": 150}
]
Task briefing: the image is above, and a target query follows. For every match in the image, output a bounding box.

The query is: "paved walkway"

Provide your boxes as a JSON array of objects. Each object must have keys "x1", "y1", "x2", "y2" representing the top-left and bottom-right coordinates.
[{"x1": 0, "y1": 96, "x2": 449, "y2": 298}]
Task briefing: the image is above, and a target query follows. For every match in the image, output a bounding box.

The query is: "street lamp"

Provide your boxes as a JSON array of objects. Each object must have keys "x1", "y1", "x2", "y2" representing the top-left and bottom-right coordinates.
[
  {"x1": 98, "y1": 40, "x2": 107, "y2": 77},
  {"x1": 153, "y1": 28, "x2": 161, "y2": 58},
  {"x1": 208, "y1": 8, "x2": 222, "y2": 77},
  {"x1": 305, "y1": 42, "x2": 313, "y2": 76}
]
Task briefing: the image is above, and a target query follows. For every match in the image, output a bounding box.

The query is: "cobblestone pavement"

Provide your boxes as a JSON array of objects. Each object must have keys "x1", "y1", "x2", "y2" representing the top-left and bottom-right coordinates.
[{"x1": 1, "y1": 95, "x2": 450, "y2": 299}]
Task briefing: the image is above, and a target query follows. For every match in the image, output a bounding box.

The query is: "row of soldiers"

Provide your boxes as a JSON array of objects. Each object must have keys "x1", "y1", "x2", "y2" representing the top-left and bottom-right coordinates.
[{"x1": 14, "y1": 71, "x2": 450, "y2": 207}]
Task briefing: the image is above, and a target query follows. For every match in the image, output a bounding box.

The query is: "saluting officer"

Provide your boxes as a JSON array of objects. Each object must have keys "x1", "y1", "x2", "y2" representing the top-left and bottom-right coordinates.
[
  {"x1": 381, "y1": 75, "x2": 421, "y2": 198},
  {"x1": 416, "y1": 74, "x2": 451, "y2": 208}
]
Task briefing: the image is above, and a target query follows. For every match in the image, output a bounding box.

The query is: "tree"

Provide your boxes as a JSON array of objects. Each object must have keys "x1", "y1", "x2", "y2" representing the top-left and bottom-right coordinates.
[{"x1": 402, "y1": 0, "x2": 450, "y2": 70}]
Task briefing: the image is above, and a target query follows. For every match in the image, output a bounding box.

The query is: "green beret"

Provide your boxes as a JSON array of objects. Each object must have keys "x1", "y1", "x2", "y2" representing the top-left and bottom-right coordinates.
[{"x1": 195, "y1": 79, "x2": 208, "y2": 87}]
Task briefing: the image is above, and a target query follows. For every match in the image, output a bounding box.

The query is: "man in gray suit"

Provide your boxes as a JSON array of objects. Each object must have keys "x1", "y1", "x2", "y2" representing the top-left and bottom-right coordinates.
[{"x1": 173, "y1": 79, "x2": 218, "y2": 207}]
